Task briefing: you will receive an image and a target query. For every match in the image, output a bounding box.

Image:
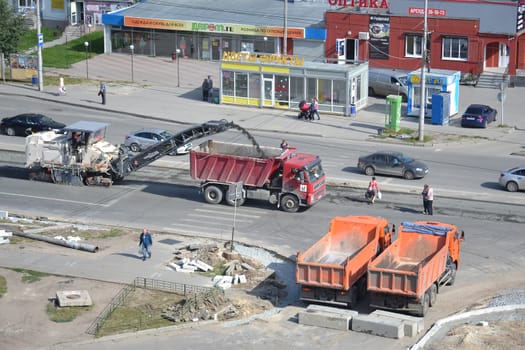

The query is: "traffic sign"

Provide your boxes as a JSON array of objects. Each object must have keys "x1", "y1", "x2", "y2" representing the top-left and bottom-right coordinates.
[{"x1": 38, "y1": 33, "x2": 44, "y2": 47}]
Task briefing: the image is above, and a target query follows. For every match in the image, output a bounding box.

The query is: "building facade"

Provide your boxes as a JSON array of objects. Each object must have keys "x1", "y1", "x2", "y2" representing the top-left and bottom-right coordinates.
[{"x1": 325, "y1": 0, "x2": 525, "y2": 78}]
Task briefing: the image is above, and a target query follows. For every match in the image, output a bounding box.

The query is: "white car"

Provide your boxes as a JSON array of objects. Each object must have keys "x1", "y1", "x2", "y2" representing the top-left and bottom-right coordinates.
[{"x1": 124, "y1": 128, "x2": 192, "y2": 155}]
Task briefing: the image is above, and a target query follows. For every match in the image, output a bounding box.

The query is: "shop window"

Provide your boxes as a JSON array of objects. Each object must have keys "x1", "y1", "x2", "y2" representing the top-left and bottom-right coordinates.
[
  {"x1": 405, "y1": 34, "x2": 423, "y2": 57},
  {"x1": 275, "y1": 75, "x2": 289, "y2": 103},
  {"x1": 289, "y1": 76, "x2": 305, "y2": 105},
  {"x1": 333, "y1": 79, "x2": 345, "y2": 107},
  {"x1": 222, "y1": 71, "x2": 234, "y2": 96},
  {"x1": 306, "y1": 78, "x2": 317, "y2": 102},
  {"x1": 249, "y1": 74, "x2": 261, "y2": 99},
  {"x1": 442, "y1": 37, "x2": 468, "y2": 61},
  {"x1": 318, "y1": 79, "x2": 332, "y2": 104},
  {"x1": 235, "y1": 72, "x2": 248, "y2": 97}
]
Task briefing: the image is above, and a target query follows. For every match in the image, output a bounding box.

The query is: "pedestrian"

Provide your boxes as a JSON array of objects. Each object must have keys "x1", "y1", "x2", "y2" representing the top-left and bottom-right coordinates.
[
  {"x1": 367, "y1": 176, "x2": 380, "y2": 204},
  {"x1": 421, "y1": 184, "x2": 429, "y2": 214},
  {"x1": 425, "y1": 184, "x2": 434, "y2": 215},
  {"x1": 58, "y1": 76, "x2": 66, "y2": 96},
  {"x1": 98, "y1": 82, "x2": 107, "y2": 105},
  {"x1": 280, "y1": 139, "x2": 289, "y2": 150},
  {"x1": 138, "y1": 228, "x2": 153, "y2": 261},
  {"x1": 310, "y1": 97, "x2": 320, "y2": 120},
  {"x1": 201, "y1": 78, "x2": 210, "y2": 101}
]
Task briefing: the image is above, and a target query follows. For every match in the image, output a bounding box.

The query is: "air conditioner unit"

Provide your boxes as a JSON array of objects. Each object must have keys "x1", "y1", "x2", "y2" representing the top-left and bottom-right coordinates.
[{"x1": 358, "y1": 32, "x2": 370, "y2": 40}]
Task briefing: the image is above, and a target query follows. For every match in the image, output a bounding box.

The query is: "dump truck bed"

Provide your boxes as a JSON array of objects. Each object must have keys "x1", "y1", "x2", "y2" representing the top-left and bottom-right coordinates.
[
  {"x1": 296, "y1": 216, "x2": 388, "y2": 291},
  {"x1": 368, "y1": 222, "x2": 453, "y2": 298},
  {"x1": 190, "y1": 140, "x2": 288, "y2": 187}
]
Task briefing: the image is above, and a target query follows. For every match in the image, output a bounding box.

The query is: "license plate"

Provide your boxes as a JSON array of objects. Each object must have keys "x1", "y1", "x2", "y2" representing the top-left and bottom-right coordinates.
[{"x1": 465, "y1": 117, "x2": 475, "y2": 120}]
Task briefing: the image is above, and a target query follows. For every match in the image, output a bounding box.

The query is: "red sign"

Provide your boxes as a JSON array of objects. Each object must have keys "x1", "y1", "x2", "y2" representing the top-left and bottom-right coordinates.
[
  {"x1": 409, "y1": 7, "x2": 447, "y2": 16},
  {"x1": 328, "y1": 0, "x2": 389, "y2": 9}
]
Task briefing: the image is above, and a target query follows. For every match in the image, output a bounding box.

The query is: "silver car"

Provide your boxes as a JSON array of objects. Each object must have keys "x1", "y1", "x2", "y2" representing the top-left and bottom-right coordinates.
[
  {"x1": 498, "y1": 166, "x2": 525, "y2": 192},
  {"x1": 124, "y1": 128, "x2": 192, "y2": 155}
]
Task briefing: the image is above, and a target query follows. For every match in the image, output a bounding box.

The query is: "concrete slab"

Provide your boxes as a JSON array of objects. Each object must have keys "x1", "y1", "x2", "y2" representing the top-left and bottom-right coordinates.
[
  {"x1": 56, "y1": 290, "x2": 93, "y2": 307},
  {"x1": 298, "y1": 309, "x2": 353, "y2": 331},
  {"x1": 371, "y1": 309, "x2": 425, "y2": 336},
  {"x1": 351, "y1": 314, "x2": 404, "y2": 339},
  {"x1": 306, "y1": 304, "x2": 359, "y2": 318}
]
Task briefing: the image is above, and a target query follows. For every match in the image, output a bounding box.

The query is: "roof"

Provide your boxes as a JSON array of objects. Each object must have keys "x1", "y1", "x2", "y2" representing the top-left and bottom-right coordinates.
[
  {"x1": 105, "y1": 0, "x2": 331, "y2": 29},
  {"x1": 64, "y1": 121, "x2": 110, "y2": 133}
]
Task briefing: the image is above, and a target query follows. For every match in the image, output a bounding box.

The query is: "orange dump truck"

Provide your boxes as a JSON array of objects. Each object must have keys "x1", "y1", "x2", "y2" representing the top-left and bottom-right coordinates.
[
  {"x1": 367, "y1": 221, "x2": 464, "y2": 316},
  {"x1": 296, "y1": 216, "x2": 393, "y2": 307}
]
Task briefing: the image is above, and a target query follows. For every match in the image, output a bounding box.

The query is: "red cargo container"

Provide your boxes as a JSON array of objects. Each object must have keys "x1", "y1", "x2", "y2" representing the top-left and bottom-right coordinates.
[
  {"x1": 190, "y1": 140, "x2": 326, "y2": 212},
  {"x1": 368, "y1": 221, "x2": 464, "y2": 316},
  {"x1": 296, "y1": 216, "x2": 392, "y2": 307}
]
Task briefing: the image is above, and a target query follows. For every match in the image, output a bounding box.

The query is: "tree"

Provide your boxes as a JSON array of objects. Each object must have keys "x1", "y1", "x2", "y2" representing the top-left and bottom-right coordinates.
[{"x1": 0, "y1": 0, "x2": 26, "y2": 55}]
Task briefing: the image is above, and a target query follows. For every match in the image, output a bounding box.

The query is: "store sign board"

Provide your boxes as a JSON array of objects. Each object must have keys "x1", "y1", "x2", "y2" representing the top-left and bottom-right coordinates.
[
  {"x1": 124, "y1": 17, "x2": 305, "y2": 38},
  {"x1": 408, "y1": 7, "x2": 447, "y2": 17},
  {"x1": 222, "y1": 52, "x2": 305, "y2": 67},
  {"x1": 327, "y1": 0, "x2": 389, "y2": 9}
]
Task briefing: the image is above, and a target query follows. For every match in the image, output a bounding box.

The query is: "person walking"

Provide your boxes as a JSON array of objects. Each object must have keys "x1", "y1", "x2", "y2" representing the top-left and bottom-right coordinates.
[
  {"x1": 421, "y1": 184, "x2": 429, "y2": 214},
  {"x1": 367, "y1": 176, "x2": 380, "y2": 204},
  {"x1": 98, "y1": 82, "x2": 107, "y2": 105},
  {"x1": 206, "y1": 75, "x2": 213, "y2": 102},
  {"x1": 310, "y1": 97, "x2": 320, "y2": 120},
  {"x1": 138, "y1": 228, "x2": 153, "y2": 261},
  {"x1": 280, "y1": 139, "x2": 289, "y2": 150},
  {"x1": 201, "y1": 78, "x2": 210, "y2": 101},
  {"x1": 58, "y1": 76, "x2": 66, "y2": 96},
  {"x1": 425, "y1": 184, "x2": 434, "y2": 215}
]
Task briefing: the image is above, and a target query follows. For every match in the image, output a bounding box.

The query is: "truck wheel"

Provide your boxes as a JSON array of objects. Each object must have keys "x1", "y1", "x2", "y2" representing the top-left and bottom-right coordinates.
[
  {"x1": 280, "y1": 194, "x2": 299, "y2": 213},
  {"x1": 365, "y1": 166, "x2": 375, "y2": 176},
  {"x1": 447, "y1": 262, "x2": 457, "y2": 286},
  {"x1": 429, "y1": 284, "x2": 437, "y2": 307},
  {"x1": 226, "y1": 196, "x2": 245, "y2": 206},
  {"x1": 204, "y1": 185, "x2": 223, "y2": 204},
  {"x1": 418, "y1": 292, "x2": 430, "y2": 317}
]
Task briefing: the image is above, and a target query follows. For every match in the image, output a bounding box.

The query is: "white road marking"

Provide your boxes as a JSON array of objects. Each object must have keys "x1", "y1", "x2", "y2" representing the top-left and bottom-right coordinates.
[
  {"x1": 186, "y1": 213, "x2": 253, "y2": 223},
  {"x1": 194, "y1": 208, "x2": 261, "y2": 218},
  {"x1": 0, "y1": 191, "x2": 109, "y2": 206}
]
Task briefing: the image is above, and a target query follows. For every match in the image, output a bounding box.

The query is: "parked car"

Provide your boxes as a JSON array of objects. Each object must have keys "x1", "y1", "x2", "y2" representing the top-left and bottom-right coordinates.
[
  {"x1": 0, "y1": 113, "x2": 66, "y2": 136},
  {"x1": 461, "y1": 104, "x2": 497, "y2": 128},
  {"x1": 124, "y1": 128, "x2": 192, "y2": 155},
  {"x1": 498, "y1": 166, "x2": 525, "y2": 192},
  {"x1": 357, "y1": 151, "x2": 429, "y2": 180},
  {"x1": 368, "y1": 68, "x2": 409, "y2": 102}
]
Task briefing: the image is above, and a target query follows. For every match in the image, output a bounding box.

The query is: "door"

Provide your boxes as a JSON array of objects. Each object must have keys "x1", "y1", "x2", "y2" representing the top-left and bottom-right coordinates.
[
  {"x1": 336, "y1": 38, "x2": 346, "y2": 64},
  {"x1": 211, "y1": 38, "x2": 221, "y2": 60},
  {"x1": 485, "y1": 43, "x2": 499, "y2": 68},
  {"x1": 70, "y1": 2, "x2": 77, "y2": 25},
  {"x1": 499, "y1": 43, "x2": 509, "y2": 68},
  {"x1": 346, "y1": 39, "x2": 358, "y2": 62},
  {"x1": 264, "y1": 78, "x2": 274, "y2": 106}
]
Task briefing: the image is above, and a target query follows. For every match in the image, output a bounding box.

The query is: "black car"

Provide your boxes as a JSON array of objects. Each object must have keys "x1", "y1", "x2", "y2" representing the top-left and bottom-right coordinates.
[
  {"x1": 0, "y1": 113, "x2": 66, "y2": 136},
  {"x1": 357, "y1": 151, "x2": 429, "y2": 180}
]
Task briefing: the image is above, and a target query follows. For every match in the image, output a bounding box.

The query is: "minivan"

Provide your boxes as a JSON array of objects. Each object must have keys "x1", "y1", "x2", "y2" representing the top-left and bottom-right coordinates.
[{"x1": 368, "y1": 68, "x2": 409, "y2": 101}]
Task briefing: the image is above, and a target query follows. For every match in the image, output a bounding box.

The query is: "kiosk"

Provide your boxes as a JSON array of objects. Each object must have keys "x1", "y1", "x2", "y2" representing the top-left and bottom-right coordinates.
[
  {"x1": 220, "y1": 52, "x2": 369, "y2": 116},
  {"x1": 407, "y1": 69, "x2": 460, "y2": 119}
]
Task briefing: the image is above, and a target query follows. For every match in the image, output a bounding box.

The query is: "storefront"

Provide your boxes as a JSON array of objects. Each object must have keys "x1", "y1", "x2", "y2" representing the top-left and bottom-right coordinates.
[{"x1": 220, "y1": 52, "x2": 369, "y2": 115}]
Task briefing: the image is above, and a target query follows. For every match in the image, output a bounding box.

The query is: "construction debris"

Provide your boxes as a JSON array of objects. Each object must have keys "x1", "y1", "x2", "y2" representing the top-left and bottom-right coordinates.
[
  {"x1": 0, "y1": 230, "x2": 12, "y2": 244},
  {"x1": 161, "y1": 288, "x2": 231, "y2": 323}
]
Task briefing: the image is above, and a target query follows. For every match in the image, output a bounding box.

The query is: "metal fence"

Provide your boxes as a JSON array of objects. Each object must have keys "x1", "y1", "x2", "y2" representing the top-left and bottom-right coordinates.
[{"x1": 85, "y1": 276, "x2": 215, "y2": 336}]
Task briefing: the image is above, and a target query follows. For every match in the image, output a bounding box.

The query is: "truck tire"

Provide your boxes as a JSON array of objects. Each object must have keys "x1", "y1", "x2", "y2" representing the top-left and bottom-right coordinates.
[
  {"x1": 417, "y1": 292, "x2": 430, "y2": 317},
  {"x1": 204, "y1": 185, "x2": 223, "y2": 204},
  {"x1": 280, "y1": 194, "x2": 299, "y2": 213},
  {"x1": 447, "y1": 262, "x2": 457, "y2": 286},
  {"x1": 429, "y1": 284, "x2": 438, "y2": 307}
]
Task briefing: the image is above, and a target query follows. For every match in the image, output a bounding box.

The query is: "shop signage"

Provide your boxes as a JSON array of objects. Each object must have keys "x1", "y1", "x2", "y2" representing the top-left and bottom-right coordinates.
[
  {"x1": 124, "y1": 17, "x2": 305, "y2": 38},
  {"x1": 222, "y1": 52, "x2": 305, "y2": 66},
  {"x1": 369, "y1": 15, "x2": 390, "y2": 60},
  {"x1": 327, "y1": 0, "x2": 389, "y2": 9},
  {"x1": 410, "y1": 75, "x2": 444, "y2": 86},
  {"x1": 408, "y1": 7, "x2": 447, "y2": 17}
]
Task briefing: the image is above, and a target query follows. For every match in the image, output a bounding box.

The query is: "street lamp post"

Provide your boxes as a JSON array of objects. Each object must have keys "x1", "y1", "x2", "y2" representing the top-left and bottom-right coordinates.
[
  {"x1": 129, "y1": 44, "x2": 135, "y2": 82},
  {"x1": 176, "y1": 48, "x2": 181, "y2": 87},
  {"x1": 84, "y1": 41, "x2": 89, "y2": 80}
]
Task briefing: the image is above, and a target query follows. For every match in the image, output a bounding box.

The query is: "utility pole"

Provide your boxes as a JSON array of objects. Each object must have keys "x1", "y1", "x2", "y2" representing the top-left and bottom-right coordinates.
[
  {"x1": 36, "y1": 0, "x2": 44, "y2": 91},
  {"x1": 283, "y1": 0, "x2": 288, "y2": 55},
  {"x1": 418, "y1": 0, "x2": 428, "y2": 142}
]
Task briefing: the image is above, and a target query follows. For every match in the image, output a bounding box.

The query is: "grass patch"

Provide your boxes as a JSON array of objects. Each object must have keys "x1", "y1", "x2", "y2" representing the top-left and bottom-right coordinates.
[
  {"x1": 96, "y1": 288, "x2": 183, "y2": 337},
  {"x1": 19, "y1": 27, "x2": 63, "y2": 52},
  {"x1": 47, "y1": 302, "x2": 93, "y2": 322},
  {"x1": 12, "y1": 268, "x2": 51, "y2": 283},
  {"x1": 0, "y1": 275, "x2": 6, "y2": 298},
  {"x1": 42, "y1": 32, "x2": 104, "y2": 68},
  {"x1": 81, "y1": 228, "x2": 126, "y2": 240}
]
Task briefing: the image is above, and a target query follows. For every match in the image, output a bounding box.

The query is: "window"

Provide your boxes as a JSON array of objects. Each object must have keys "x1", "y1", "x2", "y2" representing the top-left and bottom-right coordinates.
[
  {"x1": 442, "y1": 37, "x2": 468, "y2": 61},
  {"x1": 405, "y1": 34, "x2": 423, "y2": 57}
]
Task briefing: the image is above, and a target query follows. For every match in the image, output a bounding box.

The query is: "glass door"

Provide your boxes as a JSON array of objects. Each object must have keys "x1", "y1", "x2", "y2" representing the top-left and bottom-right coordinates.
[{"x1": 264, "y1": 78, "x2": 274, "y2": 106}]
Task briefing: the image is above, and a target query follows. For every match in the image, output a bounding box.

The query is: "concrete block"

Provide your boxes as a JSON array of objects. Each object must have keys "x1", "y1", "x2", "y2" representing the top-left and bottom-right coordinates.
[
  {"x1": 351, "y1": 314, "x2": 404, "y2": 339},
  {"x1": 298, "y1": 309, "x2": 352, "y2": 331},
  {"x1": 306, "y1": 304, "x2": 359, "y2": 318},
  {"x1": 0, "y1": 211, "x2": 8, "y2": 219},
  {"x1": 371, "y1": 310, "x2": 424, "y2": 336},
  {"x1": 238, "y1": 275, "x2": 247, "y2": 284},
  {"x1": 193, "y1": 259, "x2": 213, "y2": 272},
  {"x1": 0, "y1": 238, "x2": 10, "y2": 244},
  {"x1": 56, "y1": 290, "x2": 93, "y2": 307}
]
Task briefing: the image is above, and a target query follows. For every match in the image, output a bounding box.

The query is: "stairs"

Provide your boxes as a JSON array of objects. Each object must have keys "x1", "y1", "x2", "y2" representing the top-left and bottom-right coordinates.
[
  {"x1": 62, "y1": 25, "x2": 84, "y2": 41},
  {"x1": 475, "y1": 71, "x2": 507, "y2": 89}
]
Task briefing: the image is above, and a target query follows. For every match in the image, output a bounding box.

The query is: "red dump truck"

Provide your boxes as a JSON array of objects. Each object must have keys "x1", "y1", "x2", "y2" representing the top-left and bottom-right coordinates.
[
  {"x1": 189, "y1": 140, "x2": 326, "y2": 212},
  {"x1": 296, "y1": 216, "x2": 393, "y2": 307},
  {"x1": 367, "y1": 221, "x2": 464, "y2": 316}
]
